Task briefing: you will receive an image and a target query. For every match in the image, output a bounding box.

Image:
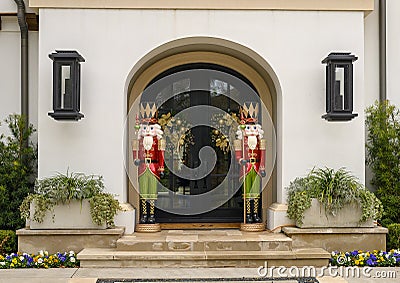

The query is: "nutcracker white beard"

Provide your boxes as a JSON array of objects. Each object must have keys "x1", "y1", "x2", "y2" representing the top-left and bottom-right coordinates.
[
  {"x1": 247, "y1": 135, "x2": 258, "y2": 150},
  {"x1": 143, "y1": 136, "x2": 153, "y2": 151},
  {"x1": 236, "y1": 124, "x2": 264, "y2": 140},
  {"x1": 138, "y1": 123, "x2": 164, "y2": 141}
]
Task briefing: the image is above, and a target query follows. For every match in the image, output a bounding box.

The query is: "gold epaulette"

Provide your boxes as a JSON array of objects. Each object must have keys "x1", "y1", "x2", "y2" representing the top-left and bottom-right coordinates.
[
  {"x1": 132, "y1": 139, "x2": 139, "y2": 151},
  {"x1": 233, "y1": 139, "x2": 242, "y2": 151},
  {"x1": 158, "y1": 139, "x2": 166, "y2": 150},
  {"x1": 259, "y1": 139, "x2": 267, "y2": 150}
]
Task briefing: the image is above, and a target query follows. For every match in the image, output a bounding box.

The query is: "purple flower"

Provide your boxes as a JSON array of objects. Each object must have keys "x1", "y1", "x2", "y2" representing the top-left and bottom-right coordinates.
[
  {"x1": 370, "y1": 254, "x2": 377, "y2": 261},
  {"x1": 366, "y1": 259, "x2": 376, "y2": 266},
  {"x1": 351, "y1": 250, "x2": 358, "y2": 256}
]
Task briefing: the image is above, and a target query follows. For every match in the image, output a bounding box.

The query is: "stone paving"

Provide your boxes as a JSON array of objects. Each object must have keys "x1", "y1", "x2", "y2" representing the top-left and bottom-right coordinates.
[{"x1": 0, "y1": 267, "x2": 398, "y2": 283}]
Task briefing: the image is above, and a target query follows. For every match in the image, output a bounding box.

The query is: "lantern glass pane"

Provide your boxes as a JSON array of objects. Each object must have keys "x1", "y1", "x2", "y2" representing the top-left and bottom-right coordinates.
[
  {"x1": 334, "y1": 66, "x2": 345, "y2": 111},
  {"x1": 61, "y1": 65, "x2": 73, "y2": 109}
]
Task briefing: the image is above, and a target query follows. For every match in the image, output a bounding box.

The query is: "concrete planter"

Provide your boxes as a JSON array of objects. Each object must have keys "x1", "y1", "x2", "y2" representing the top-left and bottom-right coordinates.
[
  {"x1": 298, "y1": 198, "x2": 374, "y2": 228},
  {"x1": 29, "y1": 199, "x2": 106, "y2": 230}
]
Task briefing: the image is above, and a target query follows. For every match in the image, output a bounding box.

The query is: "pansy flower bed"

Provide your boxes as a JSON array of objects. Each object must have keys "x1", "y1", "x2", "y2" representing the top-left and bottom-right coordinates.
[
  {"x1": 0, "y1": 250, "x2": 79, "y2": 268},
  {"x1": 331, "y1": 250, "x2": 400, "y2": 267}
]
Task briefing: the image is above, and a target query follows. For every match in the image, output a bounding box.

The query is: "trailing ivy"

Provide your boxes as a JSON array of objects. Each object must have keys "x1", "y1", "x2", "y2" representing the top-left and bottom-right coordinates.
[
  {"x1": 89, "y1": 193, "x2": 120, "y2": 227},
  {"x1": 286, "y1": 178, "x2": 313, "y2": 225},
  {"x1": 0, "y1": 114, "x2": 37, "y2": 231},
  {"x1": 366, "y1": 100, "x2": 400, "y2": 226},
  {"x1": 287, "y1": 167, "x2": 383, "y2": 226}
]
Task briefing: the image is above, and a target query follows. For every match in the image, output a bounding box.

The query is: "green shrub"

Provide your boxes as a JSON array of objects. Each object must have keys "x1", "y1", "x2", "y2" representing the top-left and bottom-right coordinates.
[
  {"x1": 287, "y1": 167, "x2": 383, "y2": 226},
  {"x1": 387, "y1": 223, "x2": 400, "y2": 251},
  {"x1": 0, "y1": 114, "x2": 37, "y2": 231},
  {"x1": 366, "y1": 101, "x2": 400, "y2": 225},
  {"x1": 0, "y1": 230, "x2": 17, "y2": 254}
]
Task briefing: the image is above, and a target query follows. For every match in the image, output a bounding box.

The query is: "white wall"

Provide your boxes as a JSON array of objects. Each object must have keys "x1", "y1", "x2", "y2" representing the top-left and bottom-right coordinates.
[
  {"x1": 363, "y1": 0, "x2": 379, "y2": 190},
  {"x1": 364, "y1": 0, "x2": 379, "y2": 109},
  {"x1": 364, "y1": 0, "x2": 400, "y2": 107},
  {"x1": 37, "y1": 9, "x2": 366, "y2": 203},
  {"x1": 386, "y1": 0, "x2": 400, "y2": 106},
  {"x1": 0, "y1": 16, "x2": 38, "y2": 139}
]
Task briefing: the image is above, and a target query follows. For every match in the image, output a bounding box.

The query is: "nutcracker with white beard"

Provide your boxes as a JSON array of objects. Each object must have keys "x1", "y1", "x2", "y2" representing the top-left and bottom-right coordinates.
[
  {"x1": 132, "y1": 103, "x2": 165, "y2": 226},
  {"x1": 234, "y1": 103, "x2": 266, "y2": 225}
]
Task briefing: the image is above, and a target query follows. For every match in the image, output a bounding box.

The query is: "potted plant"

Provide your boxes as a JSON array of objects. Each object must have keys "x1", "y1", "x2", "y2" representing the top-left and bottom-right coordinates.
[
  {"x1": 286, "y1": 167, "x2": 383, "y2": 228},
  {"x1": 19, "y1": 172, "x2": 120, "y2": 229}
]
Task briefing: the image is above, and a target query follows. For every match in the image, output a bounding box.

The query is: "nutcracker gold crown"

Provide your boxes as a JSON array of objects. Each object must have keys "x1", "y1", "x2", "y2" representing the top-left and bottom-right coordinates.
[
  {"x1": 240, "y1": 102, "x2": 259, "y2": 123},
  {"x1": 140, "y1": 102, "x2": 158, "y2": 123}
]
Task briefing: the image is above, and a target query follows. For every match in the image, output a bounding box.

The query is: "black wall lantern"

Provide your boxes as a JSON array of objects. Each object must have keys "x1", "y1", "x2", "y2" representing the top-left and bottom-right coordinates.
[
  {"x1": 48, "y1": 50, "x2": 85, "y2": 121},
  {"x1": 322, "y1": 52, "x2": 358, "y2": 121}
]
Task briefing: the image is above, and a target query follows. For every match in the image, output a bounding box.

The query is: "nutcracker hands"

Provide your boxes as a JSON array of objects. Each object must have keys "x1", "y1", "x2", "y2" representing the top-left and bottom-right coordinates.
[{"x1": 239, "y1": 158, "x2": 248, "y2": 166}]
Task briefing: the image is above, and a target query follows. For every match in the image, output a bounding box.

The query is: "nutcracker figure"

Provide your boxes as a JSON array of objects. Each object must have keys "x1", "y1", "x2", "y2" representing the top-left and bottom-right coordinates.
[
  {"x1": 132, "y1": 102, "x2": 165, "y2": 226},
  {"x1": 234, "y1": 102, "x2": 266, "y2": 225}
]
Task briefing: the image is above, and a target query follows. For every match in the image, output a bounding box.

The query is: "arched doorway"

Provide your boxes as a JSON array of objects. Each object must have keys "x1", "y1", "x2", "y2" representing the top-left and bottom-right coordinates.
[
  {"x1": 128, "y1": 49, "x2": 276, "y2": 227},
  {"x1": 143, "y1": 63, "x2": 262, "y2": 223}
]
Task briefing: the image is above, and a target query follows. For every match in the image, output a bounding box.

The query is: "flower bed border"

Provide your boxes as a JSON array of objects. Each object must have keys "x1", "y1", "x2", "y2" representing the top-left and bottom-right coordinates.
[
  {"x1": 331, "y1": 250, "x2": 400, "y2": 267},
  {"x1": 0, "y1": 250, "x2": 79, "y2": 269}
]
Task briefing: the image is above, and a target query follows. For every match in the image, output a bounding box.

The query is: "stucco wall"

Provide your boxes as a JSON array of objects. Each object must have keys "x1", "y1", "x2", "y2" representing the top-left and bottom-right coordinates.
[
  {"x1": 0, "y1": 16, "x2": 38, "y2": 139},
  {"x1": 386, "y1": 0, "x2": 400, "y2": 105},
  {"x1": 37, "y1": 9, "x2": 365, "y2": 203},
  {"x1": 363, "y1": 0, "x2": 400, "y2": 107},
  {"x1": 364, "y1": 0, "x2": 379, "y2": 109}
]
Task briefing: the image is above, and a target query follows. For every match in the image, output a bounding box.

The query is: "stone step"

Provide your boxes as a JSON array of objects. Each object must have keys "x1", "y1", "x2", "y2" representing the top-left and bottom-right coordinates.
[
  {"x1": 116, "y1": 230, "x2": 293, "y2": 252},
  {"x1": 77, "y1": 247, "x2": 330, "y2": 268}
]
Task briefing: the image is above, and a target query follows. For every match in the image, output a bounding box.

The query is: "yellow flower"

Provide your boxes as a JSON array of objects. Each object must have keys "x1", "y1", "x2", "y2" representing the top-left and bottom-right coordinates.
[
  {"x1": 355, "y1": 260, "x2": 360, "y2": 265},
  {"x1": 12, "y1": 258, "x2": 17, "y2": 264}
]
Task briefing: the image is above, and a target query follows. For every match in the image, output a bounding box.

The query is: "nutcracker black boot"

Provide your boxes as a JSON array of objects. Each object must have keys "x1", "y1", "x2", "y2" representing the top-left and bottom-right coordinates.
[
  {"x1": 148, "y1": 199, "x2": 156, "y2": 224},
  {"x1": 245, "y1": 199, "x2": 253, "y2": 223},
  {"x1": 139, "y1": 199, "x2": 148, "y2": 224},
  {"x1": 252, "y1": 198, "x2": 262, "y2": 223}
]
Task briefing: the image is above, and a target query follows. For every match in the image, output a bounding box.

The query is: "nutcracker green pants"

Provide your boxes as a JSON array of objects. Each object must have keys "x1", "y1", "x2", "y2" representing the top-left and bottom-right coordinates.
[
  {"x1": 242, "y1": 167, "x2": 261, "y2": 199},
  {"x1": 139, "y1": 167, "x2": 158, "y2": 200}
]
